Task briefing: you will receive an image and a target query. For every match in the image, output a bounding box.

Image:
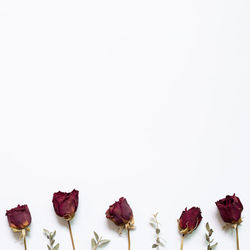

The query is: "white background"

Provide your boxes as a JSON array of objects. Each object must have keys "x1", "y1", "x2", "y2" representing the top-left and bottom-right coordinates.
[{"x1": 0, "y1": 0, "x2": 250, "y2": 250}]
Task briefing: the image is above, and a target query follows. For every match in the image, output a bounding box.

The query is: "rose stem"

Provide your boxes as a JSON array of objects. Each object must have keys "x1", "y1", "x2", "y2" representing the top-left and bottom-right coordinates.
[
  {"x1": 128, "y1": 229, "x2": 131, "y2": 250},
  {"x1": 24, "y1": 236, "x2": 27, "y2": 250},
  {"x1": 180, "y1": 235, "x2": 184, "y2": 250},
  {"x1": 236, "y1": 225, "x2": 240, "y2": 250},
  {"x1": 68, "y1": 220, "x2": 76, "y2": 250}
]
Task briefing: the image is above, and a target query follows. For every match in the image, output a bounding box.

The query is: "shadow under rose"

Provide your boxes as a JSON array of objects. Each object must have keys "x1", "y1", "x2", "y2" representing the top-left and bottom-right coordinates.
[
  {"x1": 215, "y1": 210, "x2": 235, "y2": 236},
  {"x1": 56, "y1": 215, "x2": 68, "y2": 227},
  {"x1": 106, "y1": 219, "x2": 119, "y2": 231},
  {"x1": 7, "y1": 224, "x2": 31, "y2": 245},
  {"x1": 106, "y1": 219, "x2": 130, "y2": 238}
]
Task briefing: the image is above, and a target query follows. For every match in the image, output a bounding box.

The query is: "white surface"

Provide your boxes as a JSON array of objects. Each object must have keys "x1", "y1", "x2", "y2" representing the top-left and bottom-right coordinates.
[{"x1": 0, "y1": 0, "x2": 250, "y2": 249}]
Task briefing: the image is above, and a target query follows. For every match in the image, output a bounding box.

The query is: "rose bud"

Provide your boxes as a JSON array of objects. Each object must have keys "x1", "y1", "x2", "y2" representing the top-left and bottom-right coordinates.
[
  {"x1": 53, "y1": 189, "x2": 79, "y2": 220},
  {"x1": 53, "y1": 189, "x2": 79, "y2": 250},
  {"x1": 106, "y1": 197, "x2": 134, "y2": 250},
  {"x1": 106, "y1": 197, "x2": 134, "y2": 228},
  {"x1": 6, "y1": 204, "x2": 32, "y2": 230},
  {"x1": 178, "y1": 207, "x2": 202, "y2": 235},
  {"x1": 215, "y1": 194, "x2": 243, "y2": 225}
]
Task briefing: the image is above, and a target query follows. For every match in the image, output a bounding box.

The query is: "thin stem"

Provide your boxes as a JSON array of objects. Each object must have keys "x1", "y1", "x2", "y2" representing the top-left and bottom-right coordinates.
[
  {"x1": 68, "y1": 220, "x2": 76, "y2": 250},
  {"x1": 94, "y1": 241, "x2": 98, "y2": 250},
  {"x1": 154, "y1": 215, "x2": 160, "y2": 250},
  {"x1": 180, "y1": 235, "x2": 184, "y2": 250},
  {"x1": 24, "y1": 236, "x2": 27, "y2": 250},
  {"x1": 128, "y1": 229, "x2": 131, "y2": 250},
  {"x1": 236, "y1": 225, "x2": 240, "y2": 250}
]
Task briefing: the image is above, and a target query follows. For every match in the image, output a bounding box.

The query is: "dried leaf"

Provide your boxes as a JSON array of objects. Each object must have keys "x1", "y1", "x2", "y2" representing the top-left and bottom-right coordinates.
[
  {"x1": 206, "y1": 234, "x2": 210, "y2": 242},
  {"x1": 44, "y1": 229, "x2": 59, "y2": 249},
  {"x1": 44, "y1": 229, "x2": 50, "y2": 235},
  {"x1": 99, "y1": 239, "x2": 110, "y2": 246},
  {"x1": 53, "y1": 243, "x2": 60, "y2": 250},
  {"x1": 91, "y1": 238, "x2": 97, "y2": 249},
  {"x1": 52, "y1": 231, "x2": 56, "y2": 238},
  {"x1": 51, "y1": 239, "x2": 55, "y2": 246},
  {"x1": 94, "y1": 231, "x2": 99, "y2": 242},
  {"x1": 211, "y1": 243, "x2": 218, "y2": 249},
  {"x1": 205, "y1": 223, "x2": 217, "y2": 250},
  {"x1": 154, "y1": 212, "x2": 159, "y2": 217},
  {"x1": 150, "y1": 222, "x2": 156, "y2": 228},
  {"x1": 206, "y1": 223, "x2": 210, "y2": 232}
]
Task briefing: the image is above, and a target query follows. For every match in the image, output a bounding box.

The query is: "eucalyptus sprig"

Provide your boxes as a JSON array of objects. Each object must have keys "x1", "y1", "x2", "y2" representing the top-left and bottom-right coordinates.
[
  {"x1": 91, "y1": 231, "x2": 110, "y2": 250},
  {"x1": 44, "y1": 229, "x2": 60, "y2": 250},
  {"x1": 150, "y1": 212, "x2": 165, "y2": 249},
  {"x1": 206, "y1": 223, "x2": 218, "y2": 250}
]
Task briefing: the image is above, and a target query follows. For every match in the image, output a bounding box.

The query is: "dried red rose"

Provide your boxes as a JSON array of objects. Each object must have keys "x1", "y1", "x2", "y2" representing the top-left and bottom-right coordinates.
[
  {"x1": 6, "y1": 205, "x2": 31, "y2": 230},
  {"x1": 52, "y1": 189, "x2": 79, "y2": 220},
  {"x1": 215, "y1": 194, "x2": 243, "y2": 224},
  {"x1": 178, "y1": 207, "x2": 202, "y2": 235},
  {"x1": 106, "y1": 197, "x2": 134, "y2": 228}
]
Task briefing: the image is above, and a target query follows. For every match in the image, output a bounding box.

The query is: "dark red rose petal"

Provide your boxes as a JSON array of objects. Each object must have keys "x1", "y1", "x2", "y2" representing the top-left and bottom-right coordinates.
[
  {"x1": 52, "y1": 189, "x2": 79, "y2": 220},
  {"x1": 106, "y1": 197, "x2": 133, "y2": 226},
  {"x1": 179, "y1": 207, "x2": 202, "y2": 234},
  {"x1": 216, "y1": 194, "x2": 243, "y2": 224},
  {"x1": 6, "y1": 205, "x2": 31, "y2": 230}
]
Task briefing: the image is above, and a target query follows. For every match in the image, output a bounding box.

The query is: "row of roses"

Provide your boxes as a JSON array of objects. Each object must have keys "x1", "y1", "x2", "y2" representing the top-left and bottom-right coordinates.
[{"x1": 5, "y1": 190, "x2": 243, "y2": 250}]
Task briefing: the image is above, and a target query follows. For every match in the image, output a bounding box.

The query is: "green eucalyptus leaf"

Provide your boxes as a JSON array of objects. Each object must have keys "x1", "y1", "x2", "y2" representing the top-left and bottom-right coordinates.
[
  {"x1": 53, "y1": 243, "x2": 59, "y2": 250},
  {"x1": 206, "y1": 234, "x2": 210, "y2": 242},
  {"x1": 44, "y1": 229, "x2": 50, "y2": 235},
  {"x1": 211, "y1": 243, "x2": 218, "y2": 249},
  {"x1": 52, "y1": 231, "x2": 56, "y2": 238},
  {"x1": 91, "y1": 238, "x2": 97, "y2": 249},
  {"x1": 99, "y1": 239, "x2": 110, "y2": 246},
  {"x1": 94, "y1": 231, "x2": 99, "y2": 242},
  {"x1": 209, "y1": 229, "x2": 213, "y2": 237}
]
